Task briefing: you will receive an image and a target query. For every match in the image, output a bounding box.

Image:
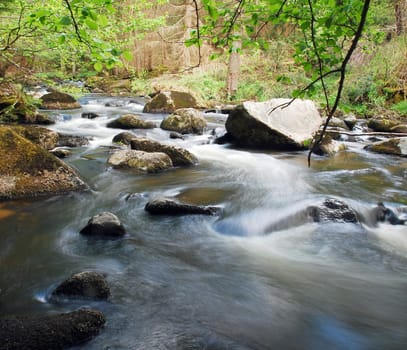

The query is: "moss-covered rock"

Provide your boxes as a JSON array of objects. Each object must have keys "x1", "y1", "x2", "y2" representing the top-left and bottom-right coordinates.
[
  {"x1": 391, "y1": 124, "x2": 407, "y2": 133},
  {"x1": 130, "y1": 137, "x2": 197, "y2": 166},
  {"x1": 367, "y1": 118, "x2": 399, "y2": 132},
  {"x1": 160, "y1": 108, "x2": 207, "y2": 135},
  {"x1": 107, "y1": 150, "x2": 173, "y2": 173},
  {"x1": 364, "y1": 138, "x2": 407, "y2": 157},
  {"x1": 0, "y1": 126, "x2": 87, "y2": 200},
  {"x1": 87, "y1": 77, "x2": 131, "y2": 94},
  {"x1": 0, "y1": 81, "x2": 50, "y2": 124},
  {"x1": 8, "y1": 125, "x2": 59, "y2": 150},
  {"x1": 143, "y1": 91, "x2": 198, "y2": 113},
  {"x1": 107, "y1": 114, "x2": 155, "y2": 129},
  {"x1": 40, "y1": 91, "x2": 81, "y2": 110},
  {"x1": 112, "y1": 132, "x2": 136, "y2": 145}
]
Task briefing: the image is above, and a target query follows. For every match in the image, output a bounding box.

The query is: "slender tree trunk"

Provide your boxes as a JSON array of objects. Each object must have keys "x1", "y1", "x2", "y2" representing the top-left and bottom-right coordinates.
[
  {"x1": 394, "y1": 0, "x2": 405, "y2": 35},
  {"x1": 227, "y1": 40, "x2": 241, "y2": 99}
]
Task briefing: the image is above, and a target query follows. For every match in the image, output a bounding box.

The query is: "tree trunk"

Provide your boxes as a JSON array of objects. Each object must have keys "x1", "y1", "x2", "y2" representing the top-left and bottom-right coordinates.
[
  {"x1": 394, "y1": 0, "x2": 406, "y2": 35},
  {"x1": 227, "y1": 40, "x2": 241, "y2": 100}
]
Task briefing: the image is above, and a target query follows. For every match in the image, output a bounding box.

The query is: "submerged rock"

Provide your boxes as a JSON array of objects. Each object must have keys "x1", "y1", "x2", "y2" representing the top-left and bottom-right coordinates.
[
  {"x1": 364, "y1": 138, "x2": 407, "y2": 157},
  {"x1": 145, "y1": 197, "x2": 221, "y2": 216},
  {"x1": 107, "y1": 150, "x2": 173, "y2": 173},
  {"x1": 50, "y1": 148, "x2": 72, "y2": 158},
  {"x1": 372, "y1": 202, "x2": 406, "y2": 225},
  {"x1": 57, "y1": 134, "x2": 90, "y2": 147},
  {"x1": 130, "y1": 137, "x2": 197, "y2": 166},
  {"x1": 225, "y1": 98, "x2": 322, "y2": 150},
  {"x1": 0, "y1": 309, "x2": 105, "y2": 350},
  {"x1": 81, "y1": 112, "x2": 100, "y2": 119},
  {"x1": 0, "y1": 126, "x2": 87, "y2": 200},
  {"x1": 160, "y1": 108, "x2": 207, "y2": 135},
  {"x1": 52, "y1": 271, "x2": 110, "y2": 300},
  {"x1": 143, "y1": 91, "x2": 198, "y2": 113},
  {"x1": 80, "y1": 211, "x2": 126, "y2": 237},
  {"x1": 40, "y1": 91, "x2": 81, "y2": 110},
  {"x1": 307, "y1": 198, "x2": 359, "y2": 224},
  {"x1": 107, "y1": 114, "x2": 155, "y2": 129}
]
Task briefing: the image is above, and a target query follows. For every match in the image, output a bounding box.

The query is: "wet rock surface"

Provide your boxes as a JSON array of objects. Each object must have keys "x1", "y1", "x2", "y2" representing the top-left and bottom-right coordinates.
[
  {"x1": 107, "y1": 114, "x2": 155, "y2": 130},
  {"x1": 307, "y1": 198, "x2": 359, "y2": 224},
  {"x1": 107, "y1": 150, "x2": 173, "y2": 173},
  {"x1": 80, "y1": 212, "x2": 126, "y2": 237},
  {"x1": 143, "y1": 91, "x2": 198, "y2": 113},
  {"x1": 52, "y1": 271, "x2": 110, "y2": 300},
  {"x1": 40, "y1": 91, "x2": 81, "y2": 110},
  {"x1": 225, "y1": 99, "x2": 322, "y2": 150},
  {"x1": 0, "y1": 126, "x2": 87, "y2": 200},
  {"x1": 365, "y1": 138, "x2": 407, "y2": 157},
  {"x1": 160, "y1": 108, "x2": 207, "y2": 135},
  {"x1": 130, "y1": 137, "x2": 197, "y2": 166},
  {"x1": 0, "y1": 309, "x2": 105, "y2": 350},
  {"x1": 145, "y1": 197, "x2": 221, "y2": 216}
]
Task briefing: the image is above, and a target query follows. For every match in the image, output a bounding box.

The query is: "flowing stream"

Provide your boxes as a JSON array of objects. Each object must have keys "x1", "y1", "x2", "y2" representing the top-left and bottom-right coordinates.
[{"x1": 0, "y1": 95, "x2": 406, "y2": 349}]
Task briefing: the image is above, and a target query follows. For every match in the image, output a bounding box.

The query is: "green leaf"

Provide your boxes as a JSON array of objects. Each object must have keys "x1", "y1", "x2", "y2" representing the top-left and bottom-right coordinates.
[
  {"x1": 97, "y1": 15, "x2": 109, "y2": 27},
  {"x1": 85, "y1": 19, "x2": 98, "y2": 30},
  {"x1": 60, "y1": 16, "x2": 72, "y2": 26},
  {"x1": 58, "y1": 34, "x2": 66, "y2": 44},
  {"x1": 122, "y1": 50, "x2": 133, "y2": 61},
  {"x1": 94, "y1": 62, "x2": 103, "y2": 72}
]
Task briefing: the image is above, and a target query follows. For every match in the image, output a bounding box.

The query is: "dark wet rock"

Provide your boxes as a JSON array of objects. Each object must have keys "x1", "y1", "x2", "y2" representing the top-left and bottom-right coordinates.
[
  {"x1": 80, "y1": 211, "x2": 126, "y2": 237},
  {"x1": 343, "y1": 115, "x2": 357, "y2": 130},
  {"x1": 364, "y1": 138, "x2": 407, "y2": 157},
  {"x1": 143, "y1": 91, "x2": 199, "y2": 113},
  {"x1": 169, "y1": 131, "x2": 184, "y2": 140},
  {"x1": 372, "y1": 202, "x2": 406, "y2": 225},
  {"x1": 40, "y1": 91, "x2": 81, "y2": 110},
  {"x1": 107, "y1": 114, "x2": 155, "y2": 129},
  {"x1": 307, "y1": 198, "x2": 359, "y2": 224},
  {"x1": 214, "y1": 132, "x2": 234, "y2": 145},
  {"x1": 57, "y1": 134, "x2": 90, "y2": 147},
  {"x1": 145, "y1": 197, "x2": 221, "y2": 216},
  {"x1": 50, "y1": 148, "x2": 72, "y2": 158},
  {"x1": 130, "y1": 137, "x2": 197, "y2": 166},
  {"x1": 0, "y1": 126, "x2": 87, "y2": 200},
  {"x1": 81, "y1": 112, "x2": 100, "y2": 119},
  {"x1": 0, "y1": 309, "x2": 105, "y2": 350},
  {"x1": 160, "y1": 108, "x2": 207, "y2": 135},
  {"x1": 367, "y1": 118, "x2": 399, "y2": 132},
  {"x1": 112, "y1": 131, "x2": 136, "y2": 145},
  {"x1": 225, "y1": 99, "x2": 322, "y2": 150},
  {"x1": 52, "y1": 271, "x2": 110, "y2": 300},
  {"x1": 107, "y1": 150, "x2": 173, "y2": 172}
]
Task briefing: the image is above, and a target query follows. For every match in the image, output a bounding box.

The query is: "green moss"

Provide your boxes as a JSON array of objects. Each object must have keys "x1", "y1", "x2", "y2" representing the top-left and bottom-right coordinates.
[{"x1": 0, "y1": 126, "x2": 60, "y2": 176}]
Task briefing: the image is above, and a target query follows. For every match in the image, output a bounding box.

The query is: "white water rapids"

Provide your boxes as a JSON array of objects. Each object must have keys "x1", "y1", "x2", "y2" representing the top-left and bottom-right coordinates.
[{"x1": 0, "y1": 94, "x2": 406, "y2": 350}]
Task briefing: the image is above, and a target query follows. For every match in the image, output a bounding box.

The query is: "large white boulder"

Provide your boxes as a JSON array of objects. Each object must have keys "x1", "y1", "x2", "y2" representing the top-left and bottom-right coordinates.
[{"x1": 225, "y1": 98, "x2": 322, "y2": 149}]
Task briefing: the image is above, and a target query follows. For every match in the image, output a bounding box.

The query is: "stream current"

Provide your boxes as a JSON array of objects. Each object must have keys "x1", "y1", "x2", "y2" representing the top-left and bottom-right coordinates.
[{"x1": 0, "y1": 95, "x2": 406, "y2": 349}]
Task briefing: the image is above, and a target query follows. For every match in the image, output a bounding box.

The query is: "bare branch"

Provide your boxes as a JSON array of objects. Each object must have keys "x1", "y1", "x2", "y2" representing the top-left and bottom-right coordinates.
[{"x1": 308, "y1": 0, "x2": 372, "y2": 166}]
